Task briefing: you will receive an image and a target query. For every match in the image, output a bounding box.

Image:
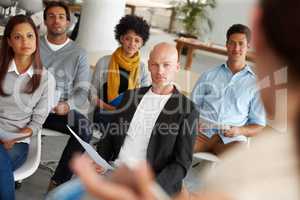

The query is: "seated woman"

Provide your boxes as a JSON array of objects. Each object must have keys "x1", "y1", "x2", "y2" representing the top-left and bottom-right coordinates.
[
  {"x1": 90, "y1": 15, "x2": 151, "y2": 128},
  {"x1": 0, "y1": 15, "x2": 55, "y2": 200}
]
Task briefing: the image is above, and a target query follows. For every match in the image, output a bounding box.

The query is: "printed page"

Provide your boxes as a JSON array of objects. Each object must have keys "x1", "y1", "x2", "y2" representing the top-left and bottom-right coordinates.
[{"x1": 67, "y1": 125, "x2": 114, "y2": 170}]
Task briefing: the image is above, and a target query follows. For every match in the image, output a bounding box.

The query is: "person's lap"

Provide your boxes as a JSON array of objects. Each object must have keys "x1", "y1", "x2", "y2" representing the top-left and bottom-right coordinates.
[
  {"x1": 7, "y1": 142, "x2": 29, "y2": 170},
  {"x1": 0, "y1": 143, "x2": 29, "y2": 200},
  {"x1": 46, "y1": 170, "x2": 114, "y2": 200},
  {"x1": 43, "y1": 110, "x2": 92, "y2": 140},
  {"x1": 45, "y1": 178, "x2": 86, "y2": 200},
  {"x1": 194, "y1": 133, "x2": 240, "y2": 155}
]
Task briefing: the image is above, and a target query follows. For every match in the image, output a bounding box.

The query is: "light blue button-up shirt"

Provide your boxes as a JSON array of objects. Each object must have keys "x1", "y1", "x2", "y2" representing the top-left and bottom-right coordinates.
[{"x1": 191, "y1": 63, "x2": 266, "y2": 144}]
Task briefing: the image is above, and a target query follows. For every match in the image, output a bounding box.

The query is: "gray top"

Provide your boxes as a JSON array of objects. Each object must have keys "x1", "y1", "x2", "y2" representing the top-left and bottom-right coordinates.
[
  {"x1": 89, "y1": 55, "x2": 151, "y2": 106},
  {"x1": 0, "y1": 61, "x2": 56, "y2": 143},
  {"x1": 39, "y1": 36, "x2": 91, "y2": 110}
]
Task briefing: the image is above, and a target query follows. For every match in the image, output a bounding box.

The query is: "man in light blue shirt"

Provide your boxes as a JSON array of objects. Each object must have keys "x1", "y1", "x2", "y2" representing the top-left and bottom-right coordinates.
[{"x1": 192, "y1": 24, "x2": 266, "y2": 155}]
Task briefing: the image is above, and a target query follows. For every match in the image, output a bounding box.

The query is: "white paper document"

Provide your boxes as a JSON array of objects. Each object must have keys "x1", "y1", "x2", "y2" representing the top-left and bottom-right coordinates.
[
  {"x1": 0, "y1": 129, "x2": 29, "y2": 141},
  {"x1": 67, "y1": 125, "x2": 114, "y2": 170},
  {"x1": 220, "y1": 134, "x2": 248, "y2": 144},
  {"x1": 199, "y1": 115, "x2": 248, "y2": 144}
]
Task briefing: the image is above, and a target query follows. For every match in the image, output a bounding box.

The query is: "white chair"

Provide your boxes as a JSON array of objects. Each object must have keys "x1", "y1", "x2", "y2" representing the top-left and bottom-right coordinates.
[
  {"x1": 192, "y1": 152, "x2": 220, "y2": 169},
  {"x1": 42, "y1": 128, "x2": 65, "y2": 137},
  {"x1": 0, "y1": 0, "x2": 13, "y2": 8},
  {"x1": 14, "y1": 130, "x2": 42, "y2": 182},
  {"x1": 40, "y1": 127, "x2": 102, "y2": 174},
  {"x1": 18, "y1": 0, "x2": 43, "y2": 15},
  {"x1": 192, "y1": 137, "x2": 251, "y2": 169},
  {"x1": 0, "y1": 0, "x2": 14, "y2": 20},
  {"x1": 193, "y1": 152, "x2": 220, "y2": 163}
]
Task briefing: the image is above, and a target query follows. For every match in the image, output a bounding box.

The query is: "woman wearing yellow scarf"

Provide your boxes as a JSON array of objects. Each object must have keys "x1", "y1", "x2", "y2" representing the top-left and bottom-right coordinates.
[{"x1": 90, "y1": 15, "x2": 151, "y2": 125}]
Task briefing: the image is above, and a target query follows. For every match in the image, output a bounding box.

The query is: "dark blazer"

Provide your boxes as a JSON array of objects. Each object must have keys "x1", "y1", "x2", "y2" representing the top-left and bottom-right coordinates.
[{"x1": 97, "y1": 86, "x2": 198, "y2": 196}]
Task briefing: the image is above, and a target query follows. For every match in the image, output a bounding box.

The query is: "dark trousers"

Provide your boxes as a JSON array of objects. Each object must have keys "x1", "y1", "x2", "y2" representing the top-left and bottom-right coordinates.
[
  {"x1": 93, "y1": 108, "x2": 115, "y2": 133},
  {"x1": 43, "y1": 110, "x2": 92, "y2": 185}
]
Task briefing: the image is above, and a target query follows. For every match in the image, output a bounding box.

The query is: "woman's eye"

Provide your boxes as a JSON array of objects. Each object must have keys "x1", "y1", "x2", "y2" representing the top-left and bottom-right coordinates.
[{"x1": 14, "y1": 35, "x2": 21, "y2": 40}]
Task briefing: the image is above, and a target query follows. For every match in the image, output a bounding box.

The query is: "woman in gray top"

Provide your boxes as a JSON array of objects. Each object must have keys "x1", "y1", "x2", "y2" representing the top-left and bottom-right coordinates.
[{"x1": 0, "y1": 15, "x2": 55, "y2": 200}]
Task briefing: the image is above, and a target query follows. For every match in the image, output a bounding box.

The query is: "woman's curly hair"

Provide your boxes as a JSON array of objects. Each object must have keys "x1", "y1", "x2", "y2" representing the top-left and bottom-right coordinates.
[{"x1": 115, "y1": 15, "x2": 150, "y2": 46}]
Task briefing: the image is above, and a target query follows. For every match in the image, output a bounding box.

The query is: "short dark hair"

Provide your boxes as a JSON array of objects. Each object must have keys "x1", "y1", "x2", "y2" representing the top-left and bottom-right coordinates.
[
  {"x1": 226, "y1": 24, "x2": 251, "y2": 43},
  {"x1": 43, "y1": 1, "x2": 70, "y2": 21},
  {"x1": 115, "y1": 15, "x2": 150, "y2": 46}
]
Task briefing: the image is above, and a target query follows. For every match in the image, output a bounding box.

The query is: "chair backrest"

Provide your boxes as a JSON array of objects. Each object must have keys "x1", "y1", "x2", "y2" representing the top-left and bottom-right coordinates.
[
  {"x1": 18, "y1": 0, "x2": 43, "y2": 13},
  {"x1": 193, "y1": 152, "x2": 220, "y2": 163},
  {"x1": 14, "y1": 131, "x2": 42, "y2": 181},
  {"x1": 41, "y1": 128, "x2": 65, "y2": 137},
  {"x1": 0, "y1": 0, "x2": 13, "y2": 8}
]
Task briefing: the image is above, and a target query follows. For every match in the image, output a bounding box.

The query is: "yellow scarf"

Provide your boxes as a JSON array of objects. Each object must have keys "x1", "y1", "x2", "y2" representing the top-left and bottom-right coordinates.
[{"x1": 107, "y1": 47, "x2": 140, "y2": 101}]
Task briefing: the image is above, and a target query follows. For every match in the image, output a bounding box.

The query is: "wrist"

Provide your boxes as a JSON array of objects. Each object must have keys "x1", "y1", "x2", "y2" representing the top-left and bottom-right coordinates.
[
  {"x1": 238, "y1": 126, "x2": 245, "y2": 136},
  {"x1": 20, "y1": 127, "x2": 32, "y2": 133}
]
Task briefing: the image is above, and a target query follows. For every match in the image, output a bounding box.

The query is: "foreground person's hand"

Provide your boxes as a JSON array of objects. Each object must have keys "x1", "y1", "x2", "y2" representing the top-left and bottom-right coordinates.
[{"x1": 71, "y1": 158, "x2": 157, "y2": 200}]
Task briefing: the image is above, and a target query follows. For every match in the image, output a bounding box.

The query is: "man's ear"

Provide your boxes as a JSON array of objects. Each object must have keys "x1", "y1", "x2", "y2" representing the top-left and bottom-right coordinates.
[
  {"x1": 66, "y1": 20, "x2": 71, "y2": 28},
  {"x1": 247, "y1": 43, "x2": 251, "y2": 49},
  {"x1": 148, "y1": 60, "x2": 151, "y2": 71},
  {"x1": 176, "y1": 62, "x2": 180, "y2": 72},
  {"x1": 43, "y1": 15, "x2": 48, "y2": 26}
]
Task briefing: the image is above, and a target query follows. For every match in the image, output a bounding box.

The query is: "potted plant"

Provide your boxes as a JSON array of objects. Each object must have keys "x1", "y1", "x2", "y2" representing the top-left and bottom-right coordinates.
[{"x1": 174, "y1": 0, "x2": 216, "y2": 38}]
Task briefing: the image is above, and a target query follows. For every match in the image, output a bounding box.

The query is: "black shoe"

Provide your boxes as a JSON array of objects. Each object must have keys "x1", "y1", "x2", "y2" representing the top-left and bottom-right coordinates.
[{"x1": 15, "y1": 181, "x2": 22, "y2": 190}]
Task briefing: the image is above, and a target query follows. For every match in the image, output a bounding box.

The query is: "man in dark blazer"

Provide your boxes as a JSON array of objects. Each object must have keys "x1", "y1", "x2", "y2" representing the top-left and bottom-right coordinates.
[
  {"x1": 96, "y1": 42, "x2": 198, "y2": 196},
  {"x1": 46, "y1": 43, "x2": 198, "y2": 200}
]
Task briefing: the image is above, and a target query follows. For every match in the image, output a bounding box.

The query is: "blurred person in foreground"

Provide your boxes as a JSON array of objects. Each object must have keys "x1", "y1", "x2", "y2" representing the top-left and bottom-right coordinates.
[{"x1": 61, "y1": 0, "x2": 300, "y2": 198}]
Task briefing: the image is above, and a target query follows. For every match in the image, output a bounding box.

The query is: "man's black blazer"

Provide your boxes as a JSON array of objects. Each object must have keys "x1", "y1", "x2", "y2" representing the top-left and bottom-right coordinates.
[{"x1": 97, "y1": 86, "x2": 198, "y2": 196}]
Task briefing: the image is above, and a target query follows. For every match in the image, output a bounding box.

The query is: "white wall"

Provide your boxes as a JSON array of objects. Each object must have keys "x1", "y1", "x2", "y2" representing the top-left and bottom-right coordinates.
[
  {"x1": 208, "y1": 0, "x2": 256, "y2": 45},
  {"x1": 137, "y1": 0, "x2": 256, "y2": 45},
  {"x1": 76, "y1": 0, "x2": 126, "y2": 52}
]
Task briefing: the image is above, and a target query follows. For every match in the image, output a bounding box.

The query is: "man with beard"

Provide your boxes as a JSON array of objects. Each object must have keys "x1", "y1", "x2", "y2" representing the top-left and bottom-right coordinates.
[{"x1": 40, "y1": 1, "x2": 92, "y2": 192}]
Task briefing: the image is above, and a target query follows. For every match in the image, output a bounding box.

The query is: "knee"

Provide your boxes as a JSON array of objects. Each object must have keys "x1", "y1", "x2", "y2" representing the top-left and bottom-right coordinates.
[
  {"x1": 46, "y1": 179, "x2": 85, "y2": 200},
  {"x1": 193, "y1": 138, "x2": 208, "y2": 153},
  {"x1": 79, "y1": 119, "x2": 92, "y2": 140}
]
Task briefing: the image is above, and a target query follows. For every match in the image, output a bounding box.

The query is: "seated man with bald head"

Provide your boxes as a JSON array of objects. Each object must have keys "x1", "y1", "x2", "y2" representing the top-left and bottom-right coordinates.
[{"x1": 46, "y1": 43, "x2": 198, "y2": 199}]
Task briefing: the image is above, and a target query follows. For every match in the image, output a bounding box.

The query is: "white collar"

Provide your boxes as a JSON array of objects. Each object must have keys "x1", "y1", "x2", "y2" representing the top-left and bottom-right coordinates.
[
  {"x1": 45, "y1": 35, "x2": 70, "y2": 51},
  {"x1": 8, "y1": 59, "x2": 34, "y2": 78}
]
